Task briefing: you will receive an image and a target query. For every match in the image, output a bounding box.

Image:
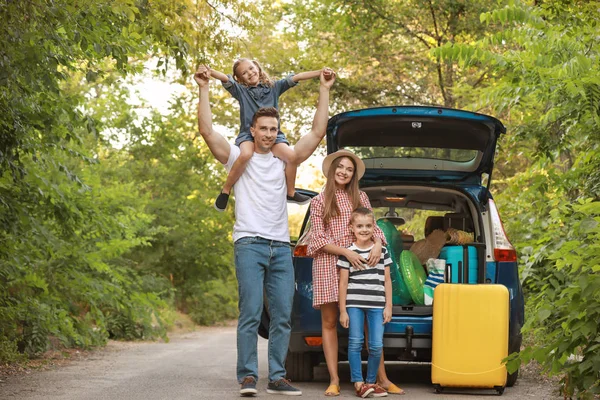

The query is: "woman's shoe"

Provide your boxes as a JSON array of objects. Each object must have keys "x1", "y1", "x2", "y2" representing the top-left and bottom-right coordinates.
[
  {"x1": 324, "y1": 384, "x2": 340, "y2": 396},
  {"x1": 382, "y1": 383, "x2": 405, "y2": 395}
]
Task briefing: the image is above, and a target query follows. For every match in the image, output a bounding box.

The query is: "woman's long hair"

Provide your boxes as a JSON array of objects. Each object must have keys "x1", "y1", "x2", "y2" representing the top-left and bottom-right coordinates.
[
  {"x1": 232, "y1": 58, "x2": 274, "y2": 87},
  {"x1": 322, "y1": 156, "x2": 361, "y2": 224}
]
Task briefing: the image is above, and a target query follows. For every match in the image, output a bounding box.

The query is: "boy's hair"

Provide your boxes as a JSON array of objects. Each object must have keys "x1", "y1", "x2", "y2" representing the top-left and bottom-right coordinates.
[
  {"x1": 232, "y1": 58, "x2": 274, "y2": 87},
  {"x1": 350, "y1": 207, "x2": 374, "y2": 224},
  {"x1": 251, "y1": 107, "x2": 280, "y2": 127}
]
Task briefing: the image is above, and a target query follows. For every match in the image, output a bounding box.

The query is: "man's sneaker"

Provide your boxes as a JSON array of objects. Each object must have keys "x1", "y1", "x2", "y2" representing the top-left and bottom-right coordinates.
[
  {"x1": 214, "y1": 192, "x2": 229, "y2": 212},
  {"x1": 286, "y1": 192, "x2": 310, "y2": 205},
  {"x1": 355, "y1": 383, "x2": 375, "y2": 398},
  {"x1": 368, "y1": 384, "x2": 388, "y2": 397},
  {"x1": 240, "y1": 376, "x2": 258, "y2": 397},
  {"x1": 266, "y1": 378, "x2": 302, "y2": 396}
]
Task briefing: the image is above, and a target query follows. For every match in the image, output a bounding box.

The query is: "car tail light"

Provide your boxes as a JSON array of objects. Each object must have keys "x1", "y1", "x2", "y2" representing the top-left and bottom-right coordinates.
[
  {"x1": 293, "y1": 221, "x2": 313, "y2": 258},
  {"x1": 488, "y1": 199, "x2": 517, "y2": 262},
  {"x1": 304, "y1": 337, "x2": 322, "y2": 346},
  {"x1": 294, "y1": 244, "x2": 309, "y2": 257}
]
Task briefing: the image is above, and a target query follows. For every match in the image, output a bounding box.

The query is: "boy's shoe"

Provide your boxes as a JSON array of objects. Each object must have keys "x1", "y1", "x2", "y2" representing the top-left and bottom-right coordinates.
[
  {"x1": 355, "y1": 384, "x2": 375, "y2": 398},
  {"x1": 266, "y1": 378, "x2": 302, "y2": 396},
  {"x1": 240, "y1": 376, "x2": 258, "y2": 397},
  {"x1": 368, "y1": 384, "x2": 388, "y2": 397},
  {"x1": 214, "y1": 192, "x2": 229, "y2": 212},
  {"x1": 286, "y1": 192, "x2": 310, "y2": 205}
]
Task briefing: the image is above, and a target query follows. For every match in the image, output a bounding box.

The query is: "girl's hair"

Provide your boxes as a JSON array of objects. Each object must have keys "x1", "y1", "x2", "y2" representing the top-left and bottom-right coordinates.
[
  {"x1": 232, "y1": 58, "x2": 274, "y2": 87},
  {"x1": 322, "y1": 156, "x2": 361, "y2": 224}
]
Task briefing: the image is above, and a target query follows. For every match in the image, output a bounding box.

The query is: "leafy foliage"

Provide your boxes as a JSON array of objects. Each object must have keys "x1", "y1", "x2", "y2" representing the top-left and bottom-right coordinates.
[
  {"x1": 2, "y1": 1, "x2": 600, "y2": 396},
  {"x1": 432, "y1": 0, "x2": 600, "y2": 395},
  {"x1": 0, "y1": 0, "x2": 252, "y2": 362}
]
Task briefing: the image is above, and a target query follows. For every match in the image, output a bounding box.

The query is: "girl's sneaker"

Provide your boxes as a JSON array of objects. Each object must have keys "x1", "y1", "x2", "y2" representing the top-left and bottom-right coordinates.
[
  {"x1": 355, "y1": 383, "x2": 375, "y2": 398},
  {"x1": 286, "y1": 192, "x2": 310, "y2": 205},
  {"x1": 368, "y1": 384, "x2": 388, "y2": 397},
  {"x1": 214, "y1": 192, "x2": 229, "y2": 212}
]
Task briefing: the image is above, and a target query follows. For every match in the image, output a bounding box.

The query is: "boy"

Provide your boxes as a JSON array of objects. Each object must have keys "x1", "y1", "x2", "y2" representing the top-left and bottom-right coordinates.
[{"x1": 338, "y1": 207, "x2": 393, "y2": 398}]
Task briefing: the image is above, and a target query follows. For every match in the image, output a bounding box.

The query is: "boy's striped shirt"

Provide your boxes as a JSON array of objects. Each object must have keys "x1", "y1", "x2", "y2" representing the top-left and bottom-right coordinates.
[{"x1": 337, "y1": 244, "x2": 391, "y2": 309}]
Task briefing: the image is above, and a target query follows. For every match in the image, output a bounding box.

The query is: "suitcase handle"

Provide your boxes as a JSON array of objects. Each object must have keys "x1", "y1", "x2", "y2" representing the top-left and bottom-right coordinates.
[{"x1": 463, "y1": 246, "x2": 469, "y2": 284}]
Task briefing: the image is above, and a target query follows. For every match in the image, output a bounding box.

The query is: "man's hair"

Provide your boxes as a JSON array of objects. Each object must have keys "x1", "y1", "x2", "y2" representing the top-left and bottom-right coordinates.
[
  {"x1": 251, "y1": 107, "x2": 280, "y2": 127},
  {"x1": 351, "y1": 207, "x2": 374, "y2": 223}
]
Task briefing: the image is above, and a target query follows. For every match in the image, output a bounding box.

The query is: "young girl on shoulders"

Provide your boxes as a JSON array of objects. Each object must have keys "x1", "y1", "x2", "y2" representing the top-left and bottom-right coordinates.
[{"x1": 205, "y1": 59, "x2": 332, "y2": 211}]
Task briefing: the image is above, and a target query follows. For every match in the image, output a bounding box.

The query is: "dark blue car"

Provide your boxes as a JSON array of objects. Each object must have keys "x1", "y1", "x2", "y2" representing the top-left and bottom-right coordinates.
[{"x1": 259, "y1": 106, "x2": 525, "y2": 387}]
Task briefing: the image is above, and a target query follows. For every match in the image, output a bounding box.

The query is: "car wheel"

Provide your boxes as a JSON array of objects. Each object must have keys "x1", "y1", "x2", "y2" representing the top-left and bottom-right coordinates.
[
  {"x1": 506, "y1": 368, "x2": 519, "y2": 387},
  {"x1": 285, "y1": 351, "x2": 317, "y2": 382}
]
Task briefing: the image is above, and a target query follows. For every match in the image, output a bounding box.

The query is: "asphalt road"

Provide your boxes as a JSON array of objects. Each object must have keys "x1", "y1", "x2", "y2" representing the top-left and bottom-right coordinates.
[{"x1": 0, "y1": 325, "x2": 562, "y2": 399}]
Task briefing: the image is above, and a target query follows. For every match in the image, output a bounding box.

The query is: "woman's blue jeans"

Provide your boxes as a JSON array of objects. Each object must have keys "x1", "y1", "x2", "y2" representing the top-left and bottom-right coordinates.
[
  {"x1": 234, "y1": 236, "x2": 294, "y2": 383},
  {"x1": 347, "y1": 307, "x2": 384, "y2": 384}
]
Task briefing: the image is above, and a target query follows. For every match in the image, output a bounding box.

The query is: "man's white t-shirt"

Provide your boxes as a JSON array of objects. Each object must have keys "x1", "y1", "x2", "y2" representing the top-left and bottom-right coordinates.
[{"x1": 225, "y1": 143, "x2": 290, "y2": 243}]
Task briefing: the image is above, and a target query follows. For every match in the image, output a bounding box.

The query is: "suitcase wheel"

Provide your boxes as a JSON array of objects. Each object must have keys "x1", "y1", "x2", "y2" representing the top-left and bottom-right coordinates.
[
  {"x1": 433, "y1": 384, "x2": 443, "y2": 394},
  {"x1": 494, "y1": 386, "x2": 505, "y2": 395}
]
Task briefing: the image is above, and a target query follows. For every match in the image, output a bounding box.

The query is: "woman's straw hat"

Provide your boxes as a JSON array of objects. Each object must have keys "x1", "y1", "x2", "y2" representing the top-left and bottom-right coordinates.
[{"x1": 322, "y1": 149, "x2": 366, "y2": 179}]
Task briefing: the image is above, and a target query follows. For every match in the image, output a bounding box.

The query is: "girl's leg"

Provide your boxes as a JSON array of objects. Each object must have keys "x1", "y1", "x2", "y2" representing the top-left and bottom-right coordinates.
[
  {"x1": 271, "y1": 144, "x2": 309, "y2": 202},
  {"x1": 222, "y1": 141, "x2": 254, "y2": 194},
  {"x1": 284, "y1": 163, "x2": 298, "y2": 198},
  {"x1": 364, "y1": 309, "x2": 384, "y2": 384},
  {"x1": 215, "y1": 141, "x2": 253, "y2": 211},
  {"x1": 320, "y1": 302, "x2": 340, "y2": 388},
  {"x1": 347, "y1": 307, "x2": 365, "y2": 385}
]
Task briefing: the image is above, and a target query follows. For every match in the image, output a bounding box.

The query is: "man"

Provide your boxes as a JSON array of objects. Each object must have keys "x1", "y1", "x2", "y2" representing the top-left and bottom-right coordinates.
[{"x1": 194, "y1": 66, "x2": 335, "y2": 396}]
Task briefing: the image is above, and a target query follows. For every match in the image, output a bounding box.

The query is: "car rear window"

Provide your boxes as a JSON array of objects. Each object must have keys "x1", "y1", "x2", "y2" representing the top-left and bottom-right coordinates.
[{"x1": 345, "y1": 146, "x2": 478, "y2": 163}]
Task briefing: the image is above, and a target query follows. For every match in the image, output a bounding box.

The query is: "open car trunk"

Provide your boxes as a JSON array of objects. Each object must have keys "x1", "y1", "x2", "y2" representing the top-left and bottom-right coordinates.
[{"x1": 326, "y1": 106, "x2": 506, "y2": 188}]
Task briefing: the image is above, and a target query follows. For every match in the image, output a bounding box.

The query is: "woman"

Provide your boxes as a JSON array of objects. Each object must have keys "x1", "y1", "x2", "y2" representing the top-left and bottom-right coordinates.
[{"x1": 307, "y1": 149, "x2": 405, "y2": 396}]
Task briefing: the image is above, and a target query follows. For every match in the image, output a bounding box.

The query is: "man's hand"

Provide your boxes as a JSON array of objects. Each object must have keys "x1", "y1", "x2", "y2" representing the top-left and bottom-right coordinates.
[
  {"x1": 320, "y1": 68, "x2": 336, "y2": 88},
  {"x1": 194, "y1": 65, "x2": 211, "y2": 87}
]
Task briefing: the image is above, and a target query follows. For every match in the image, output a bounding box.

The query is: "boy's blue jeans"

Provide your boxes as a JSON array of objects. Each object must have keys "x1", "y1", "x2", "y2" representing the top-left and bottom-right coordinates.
[
  {"x1": 347, "y1": 307, "x2": 384, "y2": 384},
  {"x1": 234, "y1": 236, "x2": 294, "y2": 383}
]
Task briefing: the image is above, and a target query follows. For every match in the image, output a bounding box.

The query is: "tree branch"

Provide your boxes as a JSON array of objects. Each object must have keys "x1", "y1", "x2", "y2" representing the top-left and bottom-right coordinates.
[
  {"x1": 428, "y1": 0, "x2": 441, "y2": 45},
  {"x1": 203, "y1": 0, "x2": 240, "y2": 28},
  {"x1": 472, "y1": 69, "x2": 490, "y2": 88},
  {"x1": 436, "y1": 60, "x2": 447, "y2": 105},
  {"x1": 361, "y1": 0, "x2": 433, "y2": 49}
]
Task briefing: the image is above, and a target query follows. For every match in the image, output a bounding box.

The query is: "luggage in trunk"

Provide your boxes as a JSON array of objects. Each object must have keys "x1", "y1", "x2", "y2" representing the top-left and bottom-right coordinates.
[
  {"x1": 440, "y1": 243, "x2": 486, "y2": 284},
  {"x1": 431, "y1": 284, "x2": 509, "y2": 395}
]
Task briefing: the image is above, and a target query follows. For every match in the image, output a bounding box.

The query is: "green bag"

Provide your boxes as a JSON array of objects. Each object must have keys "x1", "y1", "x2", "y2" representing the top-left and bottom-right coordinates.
[{"x1": 376, "y1": 219, "x2": 412, "y2": 305}]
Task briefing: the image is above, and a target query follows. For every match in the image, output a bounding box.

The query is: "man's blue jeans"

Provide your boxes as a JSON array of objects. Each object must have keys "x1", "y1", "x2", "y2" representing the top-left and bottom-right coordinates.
[
  {"x1": 347, "y1": 307, "x2": 384, "y2": 384},
  {"x1": 234, "y1": 236, "x2": 294, "y2": 383}
]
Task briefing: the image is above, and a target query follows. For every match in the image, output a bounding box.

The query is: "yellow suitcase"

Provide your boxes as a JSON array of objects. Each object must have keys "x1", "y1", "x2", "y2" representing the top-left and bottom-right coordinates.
[{"x1": 431, "y1": 284, "x2": 509, "y2": 395}]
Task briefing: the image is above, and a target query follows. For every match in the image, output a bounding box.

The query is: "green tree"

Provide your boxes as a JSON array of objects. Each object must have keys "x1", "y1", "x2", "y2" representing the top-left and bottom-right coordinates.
[
  {"x1": 434, "y1": 0, "x2": 600, "y2": 395},
  {"x1": 0, "y1": 0, "x2": 260, "y2": 360}
]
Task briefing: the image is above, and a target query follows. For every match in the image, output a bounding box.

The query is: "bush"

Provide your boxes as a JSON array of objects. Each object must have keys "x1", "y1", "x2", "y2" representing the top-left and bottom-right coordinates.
[
  {"x1": 499, "y1": 153, "x2": 600, "y2": 397},
  {"x1": 187, "y1": 279, "x2": 238, "y2": 326}
]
